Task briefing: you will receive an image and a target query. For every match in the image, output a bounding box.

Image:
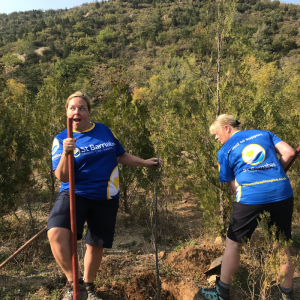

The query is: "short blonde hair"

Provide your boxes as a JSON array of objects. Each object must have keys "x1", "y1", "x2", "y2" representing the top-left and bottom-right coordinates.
[
  {"x1": 65, "y1": 91, "x2": 91, "y2": 111},
  {"x1": 210, "y1": 114, "x2": 242, "y2": 134}
]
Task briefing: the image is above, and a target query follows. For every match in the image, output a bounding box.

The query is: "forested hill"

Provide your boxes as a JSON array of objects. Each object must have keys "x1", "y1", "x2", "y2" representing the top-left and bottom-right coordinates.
[
  {"x1": 1, "y1": 0, "x2": 300, "y2": 94},
  {"x1": 2, "y1": 0, "x2": 300, "y2": 229}
]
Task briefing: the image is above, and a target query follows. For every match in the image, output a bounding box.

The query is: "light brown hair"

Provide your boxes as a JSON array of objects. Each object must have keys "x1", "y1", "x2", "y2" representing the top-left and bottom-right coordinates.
[
  {"x1": 65, "y1": 91, "x2": 91, "y2": 111},
  {"x1": 210, "y1": 114, "x2": 242, "y2": 134}
]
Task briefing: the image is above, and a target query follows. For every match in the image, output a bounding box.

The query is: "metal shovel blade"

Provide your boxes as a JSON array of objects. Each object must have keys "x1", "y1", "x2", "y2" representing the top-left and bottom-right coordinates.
[{"x1": 204, "y1": 256, "x2": 223, "y2": 274}]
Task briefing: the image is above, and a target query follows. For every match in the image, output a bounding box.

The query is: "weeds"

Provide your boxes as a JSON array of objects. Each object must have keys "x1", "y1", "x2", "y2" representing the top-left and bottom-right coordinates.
[
  {"x1": 173, "y1": 239, "x2": 197, "y2": 252},
  {"x1": 233, "y1": 212, "x2": 292, "y2": 300},
  {"x1": 291, "y1": 231, "x2": 300, "y2": 249}
]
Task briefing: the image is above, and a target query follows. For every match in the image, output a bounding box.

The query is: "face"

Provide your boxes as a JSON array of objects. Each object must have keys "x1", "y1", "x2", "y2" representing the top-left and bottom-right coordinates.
[
  {"x1": 214, "y1": 125, "x2": 233, "y2": 145},
  {"x1": 66, "y1": 97, "x2": 90, "y2": 131}
]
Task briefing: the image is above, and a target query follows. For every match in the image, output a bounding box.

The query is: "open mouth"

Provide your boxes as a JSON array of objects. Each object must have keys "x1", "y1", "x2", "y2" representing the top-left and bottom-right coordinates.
[{"x1": 73, "y1": 118, "x2": 81, "y2": 124}]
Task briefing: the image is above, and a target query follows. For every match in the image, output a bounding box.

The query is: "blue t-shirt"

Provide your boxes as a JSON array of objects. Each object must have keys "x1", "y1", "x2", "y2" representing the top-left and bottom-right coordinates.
[
  {"x1": 217, "y1": 130, "x2": 293, "y2": 204},
  {"x1": 52, "y1": 122, "x2": 126, "y2": 200}
]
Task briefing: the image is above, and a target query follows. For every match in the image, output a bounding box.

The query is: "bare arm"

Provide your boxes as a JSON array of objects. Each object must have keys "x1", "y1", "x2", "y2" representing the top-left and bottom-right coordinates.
[
  {"x1": 117, "y1": 152, "x2": 162, "y2": 167},
  {"x1": 274, "y1": 141, "x2": 295, "y2": 170},
  {"x1": 228, "y1": 180, "x2": 237, "y2": 196},
  {"x1": 54, "y1": 138, "x2": 77, "y2": 182}
]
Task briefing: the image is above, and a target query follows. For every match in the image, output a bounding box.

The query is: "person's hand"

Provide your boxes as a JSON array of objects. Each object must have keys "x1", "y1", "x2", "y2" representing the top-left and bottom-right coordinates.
[
  {"x1": 63, "y1": 138, "x2": 77, "y2": 155},
  {"x1": 144, "y1": 158, "x2": 163, "y2": 168}
]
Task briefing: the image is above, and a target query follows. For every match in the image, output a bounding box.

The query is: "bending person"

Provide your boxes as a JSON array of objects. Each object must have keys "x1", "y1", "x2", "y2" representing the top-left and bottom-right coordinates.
[
  {"x1": 195, "y1": 114, "x2": 295, "y2": 300},
  {"x1": 47, "y1": 91, "x2": 161, "y2": 300}
]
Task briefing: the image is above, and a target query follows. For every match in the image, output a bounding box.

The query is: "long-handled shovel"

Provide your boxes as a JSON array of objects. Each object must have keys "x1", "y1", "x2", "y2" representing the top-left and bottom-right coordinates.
[
  {"x1": 1, "y1": 143, "x2": 300, "y2": 278},
  {"x1": 0, "y1": 226, "x2": 47, "y2": 269},
  {"x1": 67, "y1": 117, "x2": 80, "y2": 300},
  {"x1": 283, "y1": 145, "x2": 300, "y2": 173},
  {"x1": 204, "y1": 147, "x2": 299, "y2": 275},
  {"x1": 0, "y1": 119, "x2": 80, "y2": 297},
  {"x1": 0, "y1": 120, "x2": 80, "y2": 292}
]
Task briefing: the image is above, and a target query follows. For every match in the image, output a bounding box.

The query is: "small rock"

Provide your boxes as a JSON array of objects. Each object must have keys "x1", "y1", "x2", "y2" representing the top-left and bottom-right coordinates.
[
  {"x1": 118, "y1": 212, "x2": 131, "y2": 218},
  {"x1": 207, "y1": 275, "x2": 217, "y2": 284},
  {"x1": 214, "y1": 236, "x2": 223, "y2": 245},
  {"x1": 158, "y1": 251, "x2": 165, "y2": 259}
]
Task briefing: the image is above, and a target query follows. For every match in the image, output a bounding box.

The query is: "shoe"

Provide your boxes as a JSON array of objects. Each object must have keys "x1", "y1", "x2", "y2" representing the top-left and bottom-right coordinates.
[
  {"x1": 62, "y1": 282, "x2": 73, "y2": 300},
  {"x1": 85, "y1": 283, "x2": 102, "y2": 300},
  {"x1": 194, "y1": 277, "x2": 230, "y2": 300},
  {"x1": 278, "y1": 287, "x2": 295, "y2": 300},
  {"x1": 62, "y1": 279, "x2": 87, "y2": 300}
]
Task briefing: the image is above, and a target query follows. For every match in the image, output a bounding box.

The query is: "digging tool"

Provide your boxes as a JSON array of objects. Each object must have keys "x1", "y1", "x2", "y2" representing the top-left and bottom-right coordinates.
[
  {"x1": 67, "y1": 118, "x2": 80, "y2": 300},
  {"x1": 0, "y1": 226, "x2": 47, "y2": 269},
  {"x1": 204, "y1": 146, "x2": 299, "y2": 274},
  {"x1": 0, "y1": 120, "x2": 80, "y2": 295},
  {"x1": 284, "y1": 145, "x2": 300, "y2": 173}
]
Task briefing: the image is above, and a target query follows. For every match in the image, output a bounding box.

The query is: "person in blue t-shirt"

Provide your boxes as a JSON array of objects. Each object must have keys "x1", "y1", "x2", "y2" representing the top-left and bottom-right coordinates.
[
  {"x1": 196, "y1": 114, "x2": 295, "y2": 300},
  {"x1": 47, "y1": 91, "x2": 161, "y2": 300}
]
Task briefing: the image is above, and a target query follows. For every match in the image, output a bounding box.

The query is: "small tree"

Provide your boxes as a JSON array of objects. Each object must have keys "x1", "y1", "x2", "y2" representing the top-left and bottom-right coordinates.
[{"x1": 92, "y1": 66, "x2": 155, "y2": 213}]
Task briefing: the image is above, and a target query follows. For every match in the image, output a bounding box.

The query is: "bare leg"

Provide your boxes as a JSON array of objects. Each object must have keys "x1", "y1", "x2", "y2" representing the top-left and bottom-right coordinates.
[
  {"x1": 279, "y1": 248, "x2": 293, "y2": 289},
  {"x1": 220, "y1": 237, "x2": 242, "y2": 285},
  {"x1": 84, "y1": 244, "x2": 103, "y2": 283},
  {"x1": 48, "y1": 227, "x2": 73, "y2": 281}
]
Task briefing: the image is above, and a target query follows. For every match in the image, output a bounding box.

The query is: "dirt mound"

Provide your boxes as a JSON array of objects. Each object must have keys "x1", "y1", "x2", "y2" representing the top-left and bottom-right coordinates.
[
  {"x1": 164, "y1": 245, "x2": 223, "y2": 280},
  {"x1": 124, "y1": 271, "x2": 175, "y2": 300},
  {"x1": 162, "y1": 277, "x2": 199, "y2": 300}
]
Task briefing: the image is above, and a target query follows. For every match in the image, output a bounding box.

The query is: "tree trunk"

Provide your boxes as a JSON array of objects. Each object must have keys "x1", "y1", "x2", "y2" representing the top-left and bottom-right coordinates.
[
  {"x1": 219, "y1": 189, "x2": 224, "y2": 227},
  {"x1": 216, "y1": 28, "x2": 221, "y2": 117}
]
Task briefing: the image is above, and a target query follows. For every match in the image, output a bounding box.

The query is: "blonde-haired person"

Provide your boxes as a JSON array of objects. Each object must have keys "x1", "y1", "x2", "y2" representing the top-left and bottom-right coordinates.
[
  {"x1": 195, "y1": 114, "x2": 295, "y2": 300},
  {"x1": 47, "y1": 92, "x2": 161, "y2": 300}
]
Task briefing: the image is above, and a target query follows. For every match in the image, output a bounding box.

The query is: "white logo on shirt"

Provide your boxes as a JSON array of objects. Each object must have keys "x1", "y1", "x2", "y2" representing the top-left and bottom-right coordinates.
[
  {"x1": 52, "y1": 138, "x2": 59, "y2": 155},
  {"x1": 242, "y1": 144, "x2": 266, "y2": 165},
  {"x1": 79, "y1": 142, "x2": 116, "y2": 155}
]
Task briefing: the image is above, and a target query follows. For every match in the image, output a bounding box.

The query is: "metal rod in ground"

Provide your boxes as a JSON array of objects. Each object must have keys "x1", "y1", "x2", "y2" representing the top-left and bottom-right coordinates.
[
  {"x1": 154, "y1": 141, "x2": 161, "y2": 300},
  {"x1": 0, "y1": 142, "x2": 298, "y2": 277},
  {"x1": 0, "y1": 226, "x2": 47, "y2": 270},
  {"x1": 67, "y1": 118, "x2": 80, "y2": 300}
]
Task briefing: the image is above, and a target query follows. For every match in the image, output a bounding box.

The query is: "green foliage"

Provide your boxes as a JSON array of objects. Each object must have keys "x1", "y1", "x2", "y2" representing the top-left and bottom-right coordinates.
[
  {"x1": 0, "y1": 79, "x2": 34, "y2": 217},
  {"x1": 1, "y1": 53, "x2": 22, "y2": 66},
  {"x1": 92, "y1": 66, "x2": 155, "y2": 212},
  {"x1": 55, "y1": 53, "x2": 94, "y2": 80},
  {"x1": 173, "y1": 243, "x2": 184, "y2": 252},
  {"x1": 174, "y1": 240, "x2": 196, "y2": 251},
  {"x1": 97, "y1": 27, "x2": 117, "y2": 43},
  {"x1": 233, "y1": 212, "x2": 292, "y2": 299},
  {"x1": 1, "y1": 0, "x2": 300, "y2": 237}
]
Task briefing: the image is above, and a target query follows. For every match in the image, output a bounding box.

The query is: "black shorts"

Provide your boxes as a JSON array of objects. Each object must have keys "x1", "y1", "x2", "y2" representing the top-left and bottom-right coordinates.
[
  {"x1": 47, "y1": 190, "x2": 119, "y2": 248},
  {"x1": 227, "y1": 196, "x2": 293, "y2": 243}
]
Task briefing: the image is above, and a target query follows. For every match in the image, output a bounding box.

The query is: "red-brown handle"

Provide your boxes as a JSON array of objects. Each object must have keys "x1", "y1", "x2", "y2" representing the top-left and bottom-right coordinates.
[
  {"x1": 67, "y1": 118, "x2": 80, "y2": 300},
  {"x1": 284, "y1": 145, "x2": 300, "y2": 173}
]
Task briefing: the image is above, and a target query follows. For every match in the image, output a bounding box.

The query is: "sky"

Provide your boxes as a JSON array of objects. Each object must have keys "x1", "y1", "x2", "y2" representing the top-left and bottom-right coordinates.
[
  {"x1": 282, "y1": 0, "x2": 300, "y2": 3},
  {"x1": 1, "y1": 0, "x2": 300, "y2": 15},
  {"x1": 1, "y1": 0, "x2": 96, "y2": 15}
]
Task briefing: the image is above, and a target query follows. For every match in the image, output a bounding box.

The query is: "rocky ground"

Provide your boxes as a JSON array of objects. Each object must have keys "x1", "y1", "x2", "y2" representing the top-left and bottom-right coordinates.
[{"x1": 1, "y1": 200, "x2": 300, "y2": 299}]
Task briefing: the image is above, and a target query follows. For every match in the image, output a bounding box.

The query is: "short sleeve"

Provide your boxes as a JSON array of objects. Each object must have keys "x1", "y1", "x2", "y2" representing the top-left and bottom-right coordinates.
[
  {"x1": 268, "y1": 131, "x2": 282, "y2": 146},
  {"x1": 217, "y1": 151, "x2": 235, "y2": 182},
  {"x1": 111, "y1": 131, "x2": 126, "y2": 157},
  {"x1": 51, "y1": 137, "x2": 63, "y2": 171}
]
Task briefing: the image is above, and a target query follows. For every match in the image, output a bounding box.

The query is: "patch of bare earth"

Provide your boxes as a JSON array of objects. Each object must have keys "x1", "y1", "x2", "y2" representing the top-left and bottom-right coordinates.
[
  {"x1": 34, "y1": 47, "x2": 51, "y2": 56},
  {"x1": 164, "y1": 245, "x2": 223, "y2": 281},
  {"x1": 4, "y1": 198, "x2": 300, "y2": 299}
]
